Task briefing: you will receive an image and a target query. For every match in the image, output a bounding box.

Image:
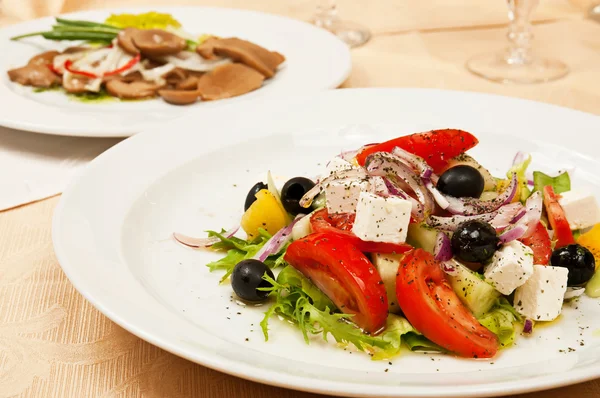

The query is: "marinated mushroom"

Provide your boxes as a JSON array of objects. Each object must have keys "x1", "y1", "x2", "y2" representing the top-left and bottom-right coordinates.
[
  {"x1": 158, "y1": 86, "x2": 200, "y2": 105},
  {"x1": 197, "y1": 37, "x2": 285, "y2": 78},
  {"x1": 105, "y1": 78, "x2": 164, "y2": 99},
  {"x1": 176, "y1": 75, "x2": 199, "y2": 90},
  {"x1": 197, "y1": 63, "x2": 264, "y2": 101},
  {"x1": 62, "y1": 73, "x2": 92, "y2": 93},
  {"x1": 131, "y1": 29, "x2": 186, "y2": 57},
  {"x1": 28, "y1": 51, "x2": 60, "y2": 67},
  {"x1": 8, "y1": 64, "x2": 61, "y2": 88},
  {"x1": 117, "y1": 28, "x2": 140, "y2": 55}
]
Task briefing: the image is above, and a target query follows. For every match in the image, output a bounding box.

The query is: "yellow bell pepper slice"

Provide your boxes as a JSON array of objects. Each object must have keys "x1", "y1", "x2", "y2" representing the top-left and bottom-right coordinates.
[{"x1": 241, "y1": 189, "x2": 289, "y2": 240}]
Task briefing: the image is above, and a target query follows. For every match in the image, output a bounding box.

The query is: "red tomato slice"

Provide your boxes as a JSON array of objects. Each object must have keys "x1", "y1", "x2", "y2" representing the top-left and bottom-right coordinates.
[
  {"x1": 310, "y1": 209, "x2": 412, "y2": 254},
  {"x1": 519, "y1": 222, "x2": 552, "y2": 265},
  {"x1": 284, "y1": 232, "x2": 389, "y2": 334},
  {"x1": 543, "y1": 186, "x2": 574, "y2": 248},
  {"x1": 396, "y1": 249, "x2": 499, "y2": 358},
  {"x1": 355, "y1": 129, "x2": 479, "y2": 173}
]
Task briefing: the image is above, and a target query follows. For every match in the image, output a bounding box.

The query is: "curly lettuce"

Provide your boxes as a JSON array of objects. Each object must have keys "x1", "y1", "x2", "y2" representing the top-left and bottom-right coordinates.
[
  {"x1": 260, "y1": 266, "x2": 440, "y2": 360},
  {"x1": 533, "y1": 171, "x2": 571, "y2": 195}
]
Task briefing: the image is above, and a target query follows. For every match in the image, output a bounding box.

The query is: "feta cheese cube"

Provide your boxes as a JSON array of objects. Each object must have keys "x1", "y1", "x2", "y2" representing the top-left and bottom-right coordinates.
[
  {"x1": 558, "y1": 190, "x2": 600, "y2": 230},
  {"x1": 371, "y1": 253, "x2": 403, "y2": 313},
  {"x1": 483, "y1": 241, "x2": 534, "y2": 295},
  {"x1": 351, "y1": 192, "x2": 412, "y2": 243},
  {"x1": 514, "y1": 264, "x2": 569, "y2": 321},
  {"x1": 325, "y1": 157, "x2": 354, "y2": 177},
  {"x1": 324, "y1": 179, "x2": 369, "y2": 214}
]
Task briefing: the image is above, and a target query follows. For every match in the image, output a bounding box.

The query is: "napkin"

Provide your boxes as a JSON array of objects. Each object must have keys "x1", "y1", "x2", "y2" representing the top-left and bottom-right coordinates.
[{"x1": 0, "y1": 127, "x2": 120, "y2": 211}]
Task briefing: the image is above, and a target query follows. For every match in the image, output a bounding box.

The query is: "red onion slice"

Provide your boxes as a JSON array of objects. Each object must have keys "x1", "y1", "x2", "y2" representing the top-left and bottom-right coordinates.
[
  {"x1": 490, "y1": 202, "x2": 525, "y2": 230},
  {"x1": 520, "y1": 191, "x2": 543, "y2": 239},
  {"x1": 173, "y1": 226, "x2": 240, "y2": 248},
  {"x1": 425, "y1": 180, "x2": 450, "y2": 210},
  {"x1": 384, "y1": 177, "x2": 408, "y2": 199},
  {"x1": 434, "y1": 232, "x2": 453, "y2": 262},
  {"x1": 365, "y1": 152, "x2": 434, "y2": 220},
  {"x1": 427, "y1": 212, "x2": 498, "y2": 232},
  {"x1": 391, "y1": 146, "x2": 433, "y2": 178},
  {"x1": 383, "y1": 177, "x2": 424, "y2": 219},
  {"x1": 254, "y1": 215, "x2": 304, "y2": 262},
  {"x1": 445, "y1": 173, "x2": 518, "y2": 216},
  {"x1": 299, "y1": 167, "x2": 367, "y2": 208},
  {"x1": 498, "y1": 224, "x2": 527, "y2": 244},
  {"x1": 441, "y1": 260, "x2": 459, "y2": 276},
  {"x1": 369, "y1": 176, "x2": 390, "y2": 197},
  {"x1": 523, "y1": 319, "x2": 533, "y2": 334}
]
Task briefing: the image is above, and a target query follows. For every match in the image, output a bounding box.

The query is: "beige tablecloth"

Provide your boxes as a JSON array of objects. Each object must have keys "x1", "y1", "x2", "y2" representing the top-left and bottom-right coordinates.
[{"x1": 2, "y1": 1, "x2": 600, "y2": 397}]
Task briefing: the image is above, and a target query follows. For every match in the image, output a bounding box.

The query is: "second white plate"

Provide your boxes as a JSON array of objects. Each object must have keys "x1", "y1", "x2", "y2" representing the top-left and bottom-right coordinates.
[{"x1": 0, "y1": 6, "x2": 351, "y2": 137}]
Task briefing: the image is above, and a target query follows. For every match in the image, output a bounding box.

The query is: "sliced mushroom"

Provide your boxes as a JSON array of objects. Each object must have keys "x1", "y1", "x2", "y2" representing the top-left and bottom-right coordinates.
[
  {"x1": 196, "y1": 37, "x2": 285, "y2": 78},
  {"x1": 196, "y1": 37, "x2": 218, "y2": 59},
  {"x1": 176, "y1": 75, "x2": 199, "y2": 90},
  {"x1": 105, "y1": 78, "x2": 164, "y2": 99},
  {"x1": 102, "y1": 71, "x2": 143, "y2": 83},
  {"x1": 163, "y1": 67, "x2": 188, "y2": 85},
  {"x1": 62, "y1": 46, "x2": 88, "y2": 54},
  {"x1": 28, "y1": 51, "x2": 60, "y2": 67},
  {"x1": 117, "y1": 28, "x2": 140, "y2": 55},
  {"x1": 197, "y1": 63, "x2": 264, "y2": 101},
  {"x1": 8, "y1": 64, "x2": 61, "y2": 88},
  {"x1": 131, "y1": 29, "x2": 187, "y2": 57},
  {"x1": 63, "y1": 72, "x2": 91, "y2": 93},
  {"x1": 158, "y1": 86, "x2": 200, "y2": 105}
]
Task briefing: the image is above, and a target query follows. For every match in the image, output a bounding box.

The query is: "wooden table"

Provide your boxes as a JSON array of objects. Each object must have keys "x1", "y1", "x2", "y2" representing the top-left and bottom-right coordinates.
[{"x1": 2, "y1": 1, "x2": 600, "y2": 397}]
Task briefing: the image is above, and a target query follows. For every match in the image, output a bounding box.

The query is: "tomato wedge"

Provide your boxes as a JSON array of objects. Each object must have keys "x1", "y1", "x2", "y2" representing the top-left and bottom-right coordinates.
[
  {"x1": 519, "y1": 222, "x2": 552, "y2": 265},
  {"x1": 310, "y1": 209, "x2": 412, "y2": 254},
  {"x1": 284, "y1": 232, "x2": 388, "y2": 334},
  {"x1": 355, "y1": 129, "x2": 479, "y2": 173},
  {"x1": 543, "y1": 186, "x2": 574, "y2": 248},
  {"x1": 396, "y1": 249, "x2": 499, "y2": 358}
]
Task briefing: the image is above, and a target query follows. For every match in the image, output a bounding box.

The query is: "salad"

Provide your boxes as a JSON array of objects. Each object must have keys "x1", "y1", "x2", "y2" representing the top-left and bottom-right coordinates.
[
  {"x1": 7, "y1": 12, "x2": 284, "y2": 105},
  {"x1": 175, "y1": 129, "x2": 600, "y2": 360}
]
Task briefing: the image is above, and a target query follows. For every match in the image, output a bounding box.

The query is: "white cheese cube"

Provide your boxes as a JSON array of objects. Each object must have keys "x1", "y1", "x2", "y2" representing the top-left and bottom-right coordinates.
[
  {"x1": 324, "y1": 179, "x2": 369, "y2": 214},
  {"x1": 325, "y1": 157, "x2": 354, "y2": 177},
  {"x1": 483, "y1": 241, "x2": 534, "y2": 295},
  {"x1": 558, "y1": 190, "x2": 600, "y2": 230},
  {"x1": 351, "y1": 192, "x2": 412, "y2": 243},
  {"x1": 514, "y1": 264, "x2": 569, "y2": 321},
  {"x1": 371, "y1": 253, "x2": 403, "y2": 313}
]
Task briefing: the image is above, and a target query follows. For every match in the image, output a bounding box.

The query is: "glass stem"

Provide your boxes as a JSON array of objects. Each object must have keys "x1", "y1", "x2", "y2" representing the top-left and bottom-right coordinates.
[
  {"x1": 314, "y1": 0, "x2": 339, "y2": 30},
  {"x1": 506, "y1": 0, "x2": 539, "y2": 64}
]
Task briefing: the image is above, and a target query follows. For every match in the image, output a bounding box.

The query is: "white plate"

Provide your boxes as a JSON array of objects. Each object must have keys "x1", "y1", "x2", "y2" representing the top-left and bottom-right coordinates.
[
  {"x1": 53, "y1": 89, "x2": 600, "y2": 397},
  {"x1": 0, "y1": 6, "x2": 350, "y2": 137}
]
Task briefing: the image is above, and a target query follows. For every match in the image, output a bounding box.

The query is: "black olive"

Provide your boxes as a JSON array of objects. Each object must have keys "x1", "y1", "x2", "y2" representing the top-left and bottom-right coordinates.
[
  {"x1": 451, "y1": 220, "x2": 499, "y2": 263},
  {"x1": 280, "y1": 177, "x2": 316, "y2": 215},
  {"x1": 550, "y1": 244, "x2": 595, "y2": 286},
  {"x1": 231, "y1": 259, "x2": 274, "y2": 302},
  {"x1": 437, "y1": 165, "x2": 485, "y2": 198},
  {"x1": 244, "y1": 182, "x2": 268, "y2": 211}
]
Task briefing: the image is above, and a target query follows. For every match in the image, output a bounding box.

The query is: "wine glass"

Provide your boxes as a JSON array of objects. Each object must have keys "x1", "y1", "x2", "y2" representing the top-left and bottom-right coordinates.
[
  {"x1": 313, "y1": 0, "x2": 371, "y2": 48},
  {"x1": 467, "y1": 0, "x2": 568, "y2": 84}
]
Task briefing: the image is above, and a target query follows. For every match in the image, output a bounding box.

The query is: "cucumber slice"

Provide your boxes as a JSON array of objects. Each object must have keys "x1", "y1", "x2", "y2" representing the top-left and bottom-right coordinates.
[
  {"x1": 407, "y1": 222, "x2": 438, "y2": 254},
  {"x1": 585, "y1": 270, "x2": 600, "y2": 298},
  {"x1": 446, "y1": 260, "x2": 501, "y2": 318}
]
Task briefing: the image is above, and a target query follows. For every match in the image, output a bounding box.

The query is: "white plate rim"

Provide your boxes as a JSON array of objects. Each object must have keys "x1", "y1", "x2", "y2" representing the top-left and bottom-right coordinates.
[
  {"x1": 52, "y1": 88, "x2": 600, "y2": 397},
  {"x1": 0, "y1": 6, "x2": 351, "y2": 137}
]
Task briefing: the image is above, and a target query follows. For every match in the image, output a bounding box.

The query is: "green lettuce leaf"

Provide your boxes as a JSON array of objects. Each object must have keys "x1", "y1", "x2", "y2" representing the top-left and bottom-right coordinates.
[
  {"x1": 533, "y1": 171, "x2": 571, "y2": 195},
  {"x1": 261, "y1": 266, "x2": 428, "y2": 360},
  {"x1": 205, "y1": 228, "x2": 287, "y2": 282},
  {"x1": 477, "y1": 298, "x2": 522, "y2": 348},
  {"x1": 507, "y1": 153, "x2": 532, "y2": 203},
  {"x1": 403, "y1": 332, "x2": 445, "y2": 352}
]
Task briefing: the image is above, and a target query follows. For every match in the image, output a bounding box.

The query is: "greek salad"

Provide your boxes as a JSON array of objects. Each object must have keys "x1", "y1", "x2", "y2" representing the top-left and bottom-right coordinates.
[{"x1": 175, "y1": 129, "x2": 600, "y2": 360}]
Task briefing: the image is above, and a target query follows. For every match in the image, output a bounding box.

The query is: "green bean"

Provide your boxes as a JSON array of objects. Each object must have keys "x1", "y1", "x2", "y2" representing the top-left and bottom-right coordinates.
[
  {"x1": 41, "y1": 31, "x2": 117, "y2": 41},
  {"x1": 51, "y1": 25, "x2": 121, "y2": 34},
  {"x1": 55, "y1": 18, "x2": 118, "y2": 30}
]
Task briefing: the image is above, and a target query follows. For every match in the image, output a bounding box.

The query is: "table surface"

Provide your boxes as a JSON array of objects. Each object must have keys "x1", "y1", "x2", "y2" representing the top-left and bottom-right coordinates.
[{"x1": 2, "y1": 1, "x2": 600, "y2": 397}]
